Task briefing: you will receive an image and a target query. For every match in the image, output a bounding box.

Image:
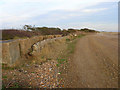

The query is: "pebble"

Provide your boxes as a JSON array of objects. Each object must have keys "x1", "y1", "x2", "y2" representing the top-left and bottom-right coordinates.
[
  {"x1": 18, "y1": 69, "x2": 23, "y2": 72},
  {"x1": 25, "y1": 71, "x2": 27, "y2": 73},
  {"x1": 58, "y1": 72, "x2": 61, "y2": 75},
  {"x1": 49, "y1": 68, "x2": 52, "y2": 71},
  {"x1": 35, "y1": 65, "x2": 39, "y2": 68},
  {"x1": 87, "y1": 84, "x2": 90, "y2": 87},
  {"x1": 26, "y1": 64, "x2": 29, "y2": 67},
  {"x1": 2, "y1": 60, "x2": 61, "y2": 88},
  {"x1": 40, "y1": 81, "x2": 44, "y2": 85},
  {"x1": 40, "y1": 75, "x2": 43, "y2": 79},
  {"x1": 44, "y1": 68, "x2": 46, "y2": 70}
]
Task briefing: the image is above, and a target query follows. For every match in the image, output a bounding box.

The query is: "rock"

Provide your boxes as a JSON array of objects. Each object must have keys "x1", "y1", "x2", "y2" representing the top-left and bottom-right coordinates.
[
  {"x1": 40, "y1": 81, "x2": 44, "y2": 85},
  {"x1": 41, "y1": 75, "x2": 43, "y2": 79},
  {"x1": 49, "y1": 68, "x2": 52, "y2": 71},
  {"x1": 35, "y1": 65, "x2": 39, "y2": 68},
  {"x1": 18, "y1": 69, "x2": 23, "y2": 72}
]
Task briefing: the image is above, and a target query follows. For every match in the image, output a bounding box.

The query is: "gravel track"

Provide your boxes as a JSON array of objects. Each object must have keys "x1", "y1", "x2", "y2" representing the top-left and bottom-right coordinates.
[{"x1": 66, "y1": 33, "x2": 118, "y2": 88}]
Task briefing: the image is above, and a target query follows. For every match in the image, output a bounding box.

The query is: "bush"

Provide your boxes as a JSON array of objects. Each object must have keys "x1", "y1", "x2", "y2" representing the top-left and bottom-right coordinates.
[
  {"x1": 80, "y1": 28, "x2": 96, "y2": 32},
  {"x1": 2, "y1": 29, "x2": 41, "y2": 40},
  {"x1": 1, "y1": 27, "x2": 98, "y2": 40}
]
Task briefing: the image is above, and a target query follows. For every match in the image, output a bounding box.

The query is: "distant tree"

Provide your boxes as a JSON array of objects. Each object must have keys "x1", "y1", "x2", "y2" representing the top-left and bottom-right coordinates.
[
  {"x1": 68, "y1": 28, "x2": 76, "y2": 33},
  {"x1": 23, "y1": 25, "x2": 33, "y2": 31},
  {"x1": 81, "y1": 28, "x2": 96, "y2": 32}
]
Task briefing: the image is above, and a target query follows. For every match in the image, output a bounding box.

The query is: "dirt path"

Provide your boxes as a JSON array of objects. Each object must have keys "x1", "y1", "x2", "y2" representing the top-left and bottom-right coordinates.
[{"x1": 66, "y1": 33, "x2": 118, "y2": 88}]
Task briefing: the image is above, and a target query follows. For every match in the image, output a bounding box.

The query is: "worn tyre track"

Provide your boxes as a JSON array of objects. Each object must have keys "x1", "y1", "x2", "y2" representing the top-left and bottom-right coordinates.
[{"x1": 66, "y1": 33, "x2": 118, "y2": 88}]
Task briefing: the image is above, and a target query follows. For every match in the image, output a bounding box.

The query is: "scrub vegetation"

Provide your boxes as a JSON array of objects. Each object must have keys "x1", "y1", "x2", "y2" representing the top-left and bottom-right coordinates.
[{"x1": 1, "y1": 25, "x2": 97, "y2": 40}]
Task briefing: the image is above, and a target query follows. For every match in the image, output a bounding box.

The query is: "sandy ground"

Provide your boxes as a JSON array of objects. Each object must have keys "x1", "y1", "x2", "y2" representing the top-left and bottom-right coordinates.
[{"x1": 66, "y1": 33, "x2": 118, "y2": 88}]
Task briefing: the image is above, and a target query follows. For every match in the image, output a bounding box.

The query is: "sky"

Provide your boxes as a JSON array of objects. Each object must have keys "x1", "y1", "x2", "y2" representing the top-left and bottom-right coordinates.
[{"x1": 0, "y1": 0, "x2": 119, "y2": 32}]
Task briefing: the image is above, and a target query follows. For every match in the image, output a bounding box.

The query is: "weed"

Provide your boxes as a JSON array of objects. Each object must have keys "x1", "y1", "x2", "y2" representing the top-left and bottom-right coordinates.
[
  {"x1": 67, "y1": 34, "x2": 85, "y2": 55},
  {"x1": 10, "y1": 83, "x2": 21, "y2": 88},
  {"x1": 2, "y1": 66, "x2": 15, "y2": 70},
  {"x1": 21, "y1": 64, "x2": 25, "y2": 67},
  {"x1": 2, "y1": 63, "x2": 20, "y2": 70},
  {"x1": 58, "y1": 72, "x2": 61, "y2": 74},
  {"x1": 57, "y1": 58, "x2": 66, "y2": 64},
  {"x1": 46, "y1": 58, "x2": 52, "y2": 60},
  {"x1": 67, "y1": 40, "x2": 76, "y2": 54},
  {"x1": 2, "y1": 85, "x2": 6, "y2": 90},
  {"x1": 56, "y1": 58, "x2": 67, "y2": 67},
  {"x1": 3, "y1": 76, "x2": 7, "y2": 79},
  {"x1": 41, "y1": 56, "x2": 45, "y2": 59},
  {"x1": 77, "y1": 34, "x2": 85, "y2": 38},
  {"x1": 66, "y1": 39, "x2": 70, "y2": 42},
  {"x1": 56, "y1": 64, "x2": 59, "y2": 67},
  {"x1": 40, "y1": 62, "x2": 43, "y2": 65},
  {"x1": 31, "y1": 72, "x2": 35, "y2": 73}
]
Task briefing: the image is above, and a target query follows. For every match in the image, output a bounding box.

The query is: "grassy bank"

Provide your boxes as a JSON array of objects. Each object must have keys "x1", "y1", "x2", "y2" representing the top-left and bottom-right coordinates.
[
  {"x1": 57, "y1": 34, "x2": 85, "y2": 65},
  {"x1": 56, "y1": 34, "x2": 85, "y2": 87}
]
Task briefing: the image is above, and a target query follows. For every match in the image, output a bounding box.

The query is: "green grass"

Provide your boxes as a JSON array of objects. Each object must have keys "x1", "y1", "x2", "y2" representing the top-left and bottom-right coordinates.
[
  {"x1": 56, "y1": 58, "x2": 67, "y2": 67},
  {"x1": 72, "y1": 34, "x2": 85, "y2": 40},
  {"x1": 56, "y1": 34, "x2": 85, "y2": 67},
  {"x1": 77, "y1": 34, "x2": 85, "y2": 38},
  {"x1": 31, "y1": 72, "x2": 35, "y2": 73},
  {"x1": 46, "y1": 58, "x2": 52, "y2": 60},
  {"x1": 2, "y1": 66, "x2": 15, "y2": 70},
  {"x1": 2, "y1": 83, "x2": 21, "y2": 89},
  {"x1": 67, "y1": 34, "x2": 85, "y2": 54},
  {"x1": 66, "y1": 38, "x2": 70, "y2": 42},
  {"x1": 68, "y1": 40, "x2": 76, "y2": 54},
  {"x1": 2, "y1": 63, "x2": 20, "y2": 70},
  {"x1": 56, "y1": 64, "x2": 59, "y2": 67},
  {"x1": 10, "y1": 83, "x2": 21, "y2": 88},
  {"x1": 2, "y1": 76, "x2": 7, "y2": 79},
  {"x1": 57, "y1": 58, "x2": 67, "y2": 64},
  {"x1": 2, "y1": 85, "x2": 6, "y2": 90},
  {"x1": 41, "y1": 56, "x2": 45, "y2": 59}
]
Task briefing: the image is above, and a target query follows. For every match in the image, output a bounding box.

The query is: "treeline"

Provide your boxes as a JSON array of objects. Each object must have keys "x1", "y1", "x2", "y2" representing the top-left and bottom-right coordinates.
[
  {"x1": 81, "y1": 28, "x2": 98, "y2": 32},
  {"x1": 23, "y1": 25, "x2": 98, "y2": 34},
  {"x1": 1, "y1": 25, "x2": 98, "y2": 40}
]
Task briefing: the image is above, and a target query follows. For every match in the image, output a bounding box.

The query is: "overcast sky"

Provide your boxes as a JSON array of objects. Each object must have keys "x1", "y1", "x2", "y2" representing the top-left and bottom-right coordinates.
[{"x1": 0, "y1": 0, "x2": 119, "y2": 31}]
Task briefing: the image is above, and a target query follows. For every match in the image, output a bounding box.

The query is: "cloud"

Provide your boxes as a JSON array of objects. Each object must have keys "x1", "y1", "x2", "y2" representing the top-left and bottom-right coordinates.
[
  {"x1": 82, "y1": 8, "x2": 108, "y2": 13},
  {"x1": 0, "y1": 1, "x2": 100, "y2": 23},
  {"x1": 1, "y1": 0, "x2": 119, "y2": 3},
  {"x1": 0, "y1": 0, "x2": 118, "y2": 31},
  {"x1": 60, "y1": 22, "x2": 118, "y2": 32}
]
